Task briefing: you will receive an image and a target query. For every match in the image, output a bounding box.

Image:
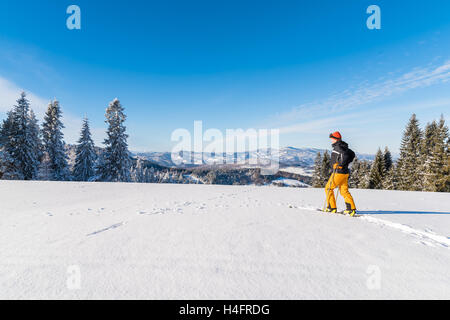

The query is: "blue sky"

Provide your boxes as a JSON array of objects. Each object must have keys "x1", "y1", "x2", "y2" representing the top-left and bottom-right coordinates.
[{"x1": 0, "y1": 0, "x2": 449, "y2": 153}]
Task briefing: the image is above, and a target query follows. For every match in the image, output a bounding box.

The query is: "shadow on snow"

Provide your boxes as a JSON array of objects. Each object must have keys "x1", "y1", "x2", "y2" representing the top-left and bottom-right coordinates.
[{"x1": 359, "y1": 210, "x2": 450, "y2": 215}]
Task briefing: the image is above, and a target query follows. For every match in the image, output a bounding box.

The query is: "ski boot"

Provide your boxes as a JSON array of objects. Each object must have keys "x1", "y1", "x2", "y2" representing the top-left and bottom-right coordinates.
[
  {"x1": 343, "y1": 209, "x2": 357, "y2": 217},
  {"x1": 324, "y1": 207, "x2": 338, "y2": 213},
  {"x1": 343, "y1": 203, "x2": 357, "y2": 217}
]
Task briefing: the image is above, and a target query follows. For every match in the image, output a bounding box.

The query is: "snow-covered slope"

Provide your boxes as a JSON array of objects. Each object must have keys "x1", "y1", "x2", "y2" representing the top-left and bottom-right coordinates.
[
  {"x1": 271, "y1": 177, "x2": 310, "y2": 187},
  {"x1": 0, "y1": 181, "x2": 449, "y2": 299},
  {"x1": 279, "y1": 166, "x2": 314, "y2": 176}
]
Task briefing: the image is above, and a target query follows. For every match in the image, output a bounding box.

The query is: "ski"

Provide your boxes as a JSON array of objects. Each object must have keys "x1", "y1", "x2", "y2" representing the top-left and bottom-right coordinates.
[
  {"x1": 288, "y1": 205, "x2": 360, "y2": 217},
  {"x1": 316, "y1": 208, "x2": 360, "y2": 217}
]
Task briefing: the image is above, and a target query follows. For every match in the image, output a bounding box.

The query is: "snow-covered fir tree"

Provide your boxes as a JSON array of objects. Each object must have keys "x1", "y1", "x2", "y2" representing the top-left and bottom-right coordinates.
[
  {"x1": 42, "y1": 99, "x2": 70, "y2": 181},
  {"x1": 145, "y1": 166, "x2": 156, "y2": 183},
  {"x1": 358, "y1": 160, "x2": 372, "y2": 189},
  {"x1": 177, "y1": 172, "x2": 185, "y2": 184},
  {"x1": 0, "y1": 111, "x2": 13, "y2": 147},
  {"x1": 438, "y1": 116, "x2": 450, "y2": 192},
  {"x1": 348, "y1": 157, "x2": 361, "y2": 188},
  {"x1": 72, "y1": 117, "x2": 97, "y2": 181},
  {"x1": 311, "y1": 151, "x2": 335, "y2": 187},
  {"x1": 421, "y1": 121, "x2": 437, "y2": 156},
  {"x1": 311, "y1": 152, "x2": 323, "y2": 187},
  {"x1": 251, "y1": 170, "x2": 263, "y2": 186},
  {"x1": 131, "y1": 158, "x2": 152, "y2": 183},
  {"x1": 397, "y1": 114, "x2": 423, "y2": 191},
  {"x1": 422, "y1": 115, "x2": 449, "y2": 192},
  {"x1": 93, "y1": 150, "x2": 106, "y2": 181},
  {"x1": 97, "y1": 98, "x2": 131, "y2": 182},
  {"x1": 442, "y1": 135, "x2": 450, "y2": 192},
  {"x1": 320, "y1": 151, "x2": 331, "y2": 186},
  {"x1": 0, "y1": 111, "x2": 19, "y2": 179},
  {"x1": 382, "y1": 164, "x2": 398, "y2": 190},
  {"x1": 368, "y1": 148, "x2": 386, "y2": 189},
  {"x1": 435, "y1": 115, "x2": 449, "y2": 192},
  {"x1": 421, "y1": 120, "x2": 439, "y2": 191},
  {"x1": 205, "y1": 171, "x2": 217, "y2": 184},
  {"x1": 0, "y1": 93, "x2": 42, "y2": 180},
  {"x1": 383, "y1": 146, "x2": 393, "y2": 172},
  {"x1": 161, "y1": 170, "x2": 173, "y2": 183},
  {"x1": 28, "y1": 109, "x2": 43, "y2": 166}
]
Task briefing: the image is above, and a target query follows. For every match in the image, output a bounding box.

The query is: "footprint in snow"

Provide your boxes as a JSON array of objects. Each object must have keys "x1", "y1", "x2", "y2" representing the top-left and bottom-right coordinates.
[{"x1": 87, "y1": 222, "x2": 124, "y2": 236}]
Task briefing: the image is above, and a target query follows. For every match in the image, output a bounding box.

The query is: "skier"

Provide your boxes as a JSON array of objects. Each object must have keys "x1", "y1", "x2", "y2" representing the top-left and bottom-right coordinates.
[{"x1": 324, "y1": 131, "x2": 357, "y2": 216}]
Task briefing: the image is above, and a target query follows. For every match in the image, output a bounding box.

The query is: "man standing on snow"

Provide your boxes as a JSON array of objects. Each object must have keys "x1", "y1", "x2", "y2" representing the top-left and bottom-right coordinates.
[{"x1": 325, "y1": 131, "x2": 357, "y2": 216}]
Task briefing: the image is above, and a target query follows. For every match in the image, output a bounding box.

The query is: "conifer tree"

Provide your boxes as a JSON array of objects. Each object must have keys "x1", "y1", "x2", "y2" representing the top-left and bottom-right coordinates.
[
  {"x1": 421, "y1": 121, "x2": 439, "y2": 191},
  {"x1": 441, "y1": 116, "x2": 450, "y2": 192},
  {"x1": 94, "y1": 151, "x2": 106, "y2": 181},
  {"x1": 397, "y1": 114, "x2": 422, "y2": 191},
  {"x1": 131, "y1": 158, "x2": 148, "y2": 183},
  {"x1": 145, "y1": 166, "x2": 156, "y2": 183},
  {"x1": 383, "y1": 146, "x2": 393, "y2": 172},
  {"x1": 42, "y1": 100, "x2": 70, "y2": 181},
  {"x1": 28, "y1": 109, "x2": 43, "y2": 169},
  {"x1": 357, "y1": 160, "x2": 371, "y2": 189},
  {"x1": 0, "y1": 111, "x2": 13, "y2": 146},
  {"x1": 382, "y1": 164, "x2": 398, "y2": 190},
  {"x1": 0, "y1": 111, "x2": 19, "y2": 179},
  {"x1": 368, "y1": 148, "x2": 386, "y2": 189},
  {"x1": 98, "y1": 98, "x2": 131, "y2": 182},
  {"x1": 421, "y1": 121, "x2": 438, "y2": 157},
  {"x1": 426, "y1": 115, "x2": 449, "y2": 192},
  {"x1": 441, "y1": 139, "x2": 450, "y2": 192},
  {"x1": 348, "y1": 157, "x2": 361, "y2": 188},
  {"x1": 320, "y1": 151, "x2": 331, "y2": 186},
  {"x1": 73, "y1": 117, "x2": 97, "y2": 181},
  {"x1": 1, "y1": 93, "x2": 42, "y2": 180},
  {"x1": 311, "y1": 152, "x2": 323, "y2": 187}
]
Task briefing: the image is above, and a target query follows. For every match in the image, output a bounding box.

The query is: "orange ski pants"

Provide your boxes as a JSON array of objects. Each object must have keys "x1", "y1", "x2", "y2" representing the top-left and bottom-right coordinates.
[{"x1": 325, "y1": 173, "x2": 356, "y2": 209}]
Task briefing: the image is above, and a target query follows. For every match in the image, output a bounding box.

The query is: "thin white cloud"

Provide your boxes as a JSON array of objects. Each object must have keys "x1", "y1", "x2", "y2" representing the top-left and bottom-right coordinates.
[
  {"x1": 276, "y1": 59, "x2": 450, "y2": 124},
  {"x1": 273, "y1": 59, "x2": 450, "y2": 135},
  {"x1": 279, "y1": 98, "x2": 450, "y2": 135}
]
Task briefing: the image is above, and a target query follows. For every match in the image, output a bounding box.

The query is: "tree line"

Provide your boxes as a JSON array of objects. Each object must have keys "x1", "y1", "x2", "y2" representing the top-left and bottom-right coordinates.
[
  {"x1": 0, "y1": 92, "x2": 312, "y2": 187},
  {"x1": 311, "y1": 114, "x2": 449, "y2": 192},
  {"x1": 1, "y1": 94, "x2": 448, "y2": 192},
  {"x1": 0, "y1": 92, "x2": 131, "y2": 182}
]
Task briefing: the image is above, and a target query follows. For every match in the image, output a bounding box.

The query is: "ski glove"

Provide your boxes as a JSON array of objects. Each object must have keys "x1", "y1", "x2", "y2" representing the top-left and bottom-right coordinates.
[{"x1": 333, "y1": 163, "x2": 343, "y2": 170}]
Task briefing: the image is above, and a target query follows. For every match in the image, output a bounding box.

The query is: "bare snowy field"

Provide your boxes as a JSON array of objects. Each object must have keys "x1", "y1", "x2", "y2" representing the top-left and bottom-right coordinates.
[{"x1": 0, "y1": 181, "x2": 449, "y2": 299}]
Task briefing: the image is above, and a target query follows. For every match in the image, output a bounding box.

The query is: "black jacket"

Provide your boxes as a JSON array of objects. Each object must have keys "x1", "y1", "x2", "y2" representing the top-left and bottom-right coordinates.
[{"x1": 331, "y1": 140, "x2": 355, "y2": 174}]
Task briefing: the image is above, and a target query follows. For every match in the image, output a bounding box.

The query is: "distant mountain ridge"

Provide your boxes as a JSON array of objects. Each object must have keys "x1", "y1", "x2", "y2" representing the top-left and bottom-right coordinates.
[{"x1": 133, "y1": 147, "x2": 375, "y2": 169}]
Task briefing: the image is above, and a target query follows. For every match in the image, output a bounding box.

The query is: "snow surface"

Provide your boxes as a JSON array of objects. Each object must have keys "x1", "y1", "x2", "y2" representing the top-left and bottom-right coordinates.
[
  {"x1": 271, "y1": 178, "x2": 310, "y2": 187},
  {"x1": 0, "y1": 181, "x2": 449, "y2": 299}
]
